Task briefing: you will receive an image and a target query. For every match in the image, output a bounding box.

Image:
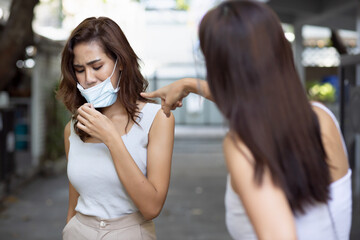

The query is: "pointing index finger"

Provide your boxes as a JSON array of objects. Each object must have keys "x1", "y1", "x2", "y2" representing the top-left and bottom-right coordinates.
[{"x1": 140, "y1": 90, "x2": 162, "y2": 99}]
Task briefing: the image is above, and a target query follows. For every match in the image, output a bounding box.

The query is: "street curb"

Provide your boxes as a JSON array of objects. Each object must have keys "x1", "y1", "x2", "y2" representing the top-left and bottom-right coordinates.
[{"x1": 174, "y1": 125, "x2": 228, "y2": 139}]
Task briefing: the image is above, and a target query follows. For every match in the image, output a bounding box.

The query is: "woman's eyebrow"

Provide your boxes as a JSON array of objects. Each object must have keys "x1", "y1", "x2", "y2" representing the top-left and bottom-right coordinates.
[{"x1": 73, "y1": 59, "x2": 102, "y2": 67}]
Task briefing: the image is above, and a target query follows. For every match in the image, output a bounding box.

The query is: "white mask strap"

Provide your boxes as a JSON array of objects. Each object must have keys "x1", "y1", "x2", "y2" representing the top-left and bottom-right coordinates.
[
  {"x1": 109, "y1": 59, "x2": 118, "y2": 79},
  {"x1": 114, "y1": 71, "x2": 122, "y2": 92}
]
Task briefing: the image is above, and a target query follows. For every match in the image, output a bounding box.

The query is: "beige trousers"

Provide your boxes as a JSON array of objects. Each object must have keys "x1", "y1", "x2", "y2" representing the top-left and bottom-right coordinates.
[{"x1": 62, "y1": 212, "x2": 156, "y2": 240}]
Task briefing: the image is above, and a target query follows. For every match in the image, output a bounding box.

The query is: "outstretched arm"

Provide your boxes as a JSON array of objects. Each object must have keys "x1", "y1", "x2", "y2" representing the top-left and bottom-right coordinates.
[{"x1": 141, "y1": 78, "x2": 213, "y2": 117}]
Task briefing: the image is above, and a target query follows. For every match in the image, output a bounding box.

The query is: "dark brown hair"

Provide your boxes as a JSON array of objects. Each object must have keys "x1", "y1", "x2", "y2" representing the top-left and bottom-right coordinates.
[
  {"x1": 57, "y1": 17, "x2": 152, "y2": 141},
  {"x1": 199, "y1": 0, "x2": 330, "y2": 213}
]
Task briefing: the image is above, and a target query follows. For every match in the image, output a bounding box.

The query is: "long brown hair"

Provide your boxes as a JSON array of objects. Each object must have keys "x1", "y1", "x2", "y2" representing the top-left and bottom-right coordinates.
[
  {"x1": 57, "y1": 17, "x2": 152, "y2": 141},
  {"x1": 199, "y1": 0, "x2": 330, "y2": 213}
]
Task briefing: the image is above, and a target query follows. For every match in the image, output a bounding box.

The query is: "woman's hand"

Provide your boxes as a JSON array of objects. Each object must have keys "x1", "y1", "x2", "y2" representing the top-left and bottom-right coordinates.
[
  {"x1": 76, "y1": 103, "x2": 118, "y2": 144},
  {"x1": 141, "y1": 78, "x2": 213, "y2": 117},
  {"x1": 141, "y1": 79, "x2": 190, "y2": 117}
]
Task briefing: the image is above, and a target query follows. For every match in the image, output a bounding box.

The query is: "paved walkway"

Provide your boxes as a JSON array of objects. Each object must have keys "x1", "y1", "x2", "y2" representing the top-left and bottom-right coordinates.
[{"x1": 0, "y1": 138, "x2": 232, "y2": 240}]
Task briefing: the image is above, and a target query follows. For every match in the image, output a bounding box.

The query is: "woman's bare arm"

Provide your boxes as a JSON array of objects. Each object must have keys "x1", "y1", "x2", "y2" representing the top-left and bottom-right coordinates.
[
  {"x1": 64, "y1": 121, "x2": 79, "y2": 223},
  {"x1": 223, "y1": 134, "x2": 297, "y2": 240}
]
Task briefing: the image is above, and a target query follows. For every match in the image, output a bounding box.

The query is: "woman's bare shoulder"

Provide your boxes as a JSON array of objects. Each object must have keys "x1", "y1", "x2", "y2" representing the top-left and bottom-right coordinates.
[
  {"x1": 310, "y1": 101, "x2": 341, "y2": 139},
  {"x1": 223, "y1": 132, "x2": 254, "y2": 168},
  {"x1": 310, "y1": 101, "x2": 349, "y2": 180}
]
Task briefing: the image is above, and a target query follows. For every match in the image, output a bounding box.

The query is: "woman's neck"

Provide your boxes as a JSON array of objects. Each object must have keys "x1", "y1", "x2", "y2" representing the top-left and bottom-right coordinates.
[{"x1": 100, "y1": 99, "x2": 127, "y2": 118}]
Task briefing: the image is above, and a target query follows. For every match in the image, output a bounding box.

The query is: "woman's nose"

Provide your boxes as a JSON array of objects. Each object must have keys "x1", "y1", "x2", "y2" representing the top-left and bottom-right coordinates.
[{"x1": 85, "y1": 69, "x2": 97, "y2": 87}]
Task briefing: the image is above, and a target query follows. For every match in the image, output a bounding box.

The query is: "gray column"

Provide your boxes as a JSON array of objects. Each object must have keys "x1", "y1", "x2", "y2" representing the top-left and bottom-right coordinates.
[
  {"x1": 294, "y1": 23, "x2": 305, "y2": 85},
  {"x1": 31, "y1": 53, "x2": 45, "y2": 167}
]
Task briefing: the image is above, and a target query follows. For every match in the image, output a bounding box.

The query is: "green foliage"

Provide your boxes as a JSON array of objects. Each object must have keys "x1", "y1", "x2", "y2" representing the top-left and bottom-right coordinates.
[
  {"x1": 176, "y1": 0, "x2": 189, "y2": 10},
  {"x1": 306, "y1": 81, "x2": 336, "y2": 103},
  {"x1": 42, "y1": 81, "x2": 70, "y2": 162}
]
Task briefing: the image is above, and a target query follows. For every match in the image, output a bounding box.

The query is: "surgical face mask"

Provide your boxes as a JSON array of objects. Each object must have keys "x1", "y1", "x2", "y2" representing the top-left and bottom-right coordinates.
[{"x1": 77, "y1": 60, "x2": 121, "y2": 108}]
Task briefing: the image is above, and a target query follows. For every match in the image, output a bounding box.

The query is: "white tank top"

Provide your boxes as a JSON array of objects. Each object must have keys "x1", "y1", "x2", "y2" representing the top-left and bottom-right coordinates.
[
  {"x1": 67, "y1": 103, "x2": 161, "y2": 219},
  {"x1": 225, "y1": 102, "x2": 352, "y2": 240}
]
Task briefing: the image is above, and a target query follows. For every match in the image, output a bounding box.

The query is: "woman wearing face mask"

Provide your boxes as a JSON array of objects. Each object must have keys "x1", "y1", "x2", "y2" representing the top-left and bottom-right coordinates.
[
  {"x1": 142, "y1": 1, "x2": 352, "y2": 239},
  {"x1": 57, "y1": 17, "x2": 174, "y2": 239}
]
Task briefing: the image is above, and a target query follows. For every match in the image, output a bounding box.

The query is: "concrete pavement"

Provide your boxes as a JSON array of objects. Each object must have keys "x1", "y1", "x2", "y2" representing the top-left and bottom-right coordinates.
[{"x1": 0, "y1": 138, "x2": 232, "y2": 240}]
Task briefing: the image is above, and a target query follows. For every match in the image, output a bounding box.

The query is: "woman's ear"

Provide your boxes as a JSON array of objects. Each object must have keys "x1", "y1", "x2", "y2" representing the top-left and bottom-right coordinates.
[{"x1": 118, "y1": 63, "x2": 123, "y2": 71}]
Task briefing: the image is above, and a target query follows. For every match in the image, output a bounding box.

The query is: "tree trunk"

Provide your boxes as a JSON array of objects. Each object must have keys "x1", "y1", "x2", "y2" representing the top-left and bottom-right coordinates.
[{"x1": 0, "y1": 0, "x2": 39, "y2": 91}]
